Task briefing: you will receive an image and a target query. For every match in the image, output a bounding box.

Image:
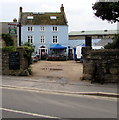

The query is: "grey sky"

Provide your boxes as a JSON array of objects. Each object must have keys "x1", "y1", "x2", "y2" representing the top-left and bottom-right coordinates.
[{"x1": 0, "y1": 0, "x2": 117, "y2": 32}]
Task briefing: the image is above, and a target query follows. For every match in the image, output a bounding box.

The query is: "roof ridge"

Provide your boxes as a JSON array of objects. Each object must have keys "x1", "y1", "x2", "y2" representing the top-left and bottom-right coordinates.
[
  {"x1": 22, "y1": 12, "x2": 61, "y2": 14},
  {"x1": 70, "y1": 30, "x2": 117, "y2": 32}
]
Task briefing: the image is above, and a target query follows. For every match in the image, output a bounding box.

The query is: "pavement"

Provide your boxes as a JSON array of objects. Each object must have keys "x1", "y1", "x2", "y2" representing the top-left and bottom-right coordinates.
[{"x1": 1, "y1": 75, "x2": 119, "y2": 98}]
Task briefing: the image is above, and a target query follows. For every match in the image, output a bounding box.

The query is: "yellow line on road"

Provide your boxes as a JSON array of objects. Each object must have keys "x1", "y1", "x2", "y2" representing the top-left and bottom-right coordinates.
[{"x1": 0, "y1": 107, "x2": 59, "y2": 119}]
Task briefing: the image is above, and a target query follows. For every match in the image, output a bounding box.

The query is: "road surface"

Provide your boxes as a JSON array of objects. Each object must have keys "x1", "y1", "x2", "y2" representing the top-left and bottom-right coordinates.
[{"x1": 1, "y1": 87, "x2": 117, "y2": 119}]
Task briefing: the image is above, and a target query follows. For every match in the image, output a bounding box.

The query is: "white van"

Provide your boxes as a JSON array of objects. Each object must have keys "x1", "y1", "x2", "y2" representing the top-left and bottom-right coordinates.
[
  {"x1": 76, "y1": 46, "x2": 82, "y2": 61},
  {"x1": 75, "y1": 45, "x2": 104, "y2": 61}
]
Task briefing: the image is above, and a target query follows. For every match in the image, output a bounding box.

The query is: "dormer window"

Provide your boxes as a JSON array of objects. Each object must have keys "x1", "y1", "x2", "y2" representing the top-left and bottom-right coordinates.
[
  {"x1": 27, "y1": 16, "x2": 34, "y2": 19},
  {"x1": 50, "y1": 16, "x2": 57, "y2": 20}
]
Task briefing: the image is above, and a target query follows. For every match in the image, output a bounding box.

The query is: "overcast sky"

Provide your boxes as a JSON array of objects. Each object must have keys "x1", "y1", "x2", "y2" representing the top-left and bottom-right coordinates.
[{"x1": 0, "y1": 0, "x2": 117, "y2": 32}]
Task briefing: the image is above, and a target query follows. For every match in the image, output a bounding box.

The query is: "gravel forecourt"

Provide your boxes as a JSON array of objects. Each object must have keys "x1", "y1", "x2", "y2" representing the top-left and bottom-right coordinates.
[{"x1": 30, "y1": 61, "x2": 83, "y2": 82}]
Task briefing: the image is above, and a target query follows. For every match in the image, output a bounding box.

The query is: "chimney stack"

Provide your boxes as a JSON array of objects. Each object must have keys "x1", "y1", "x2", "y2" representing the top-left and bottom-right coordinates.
[
  {"x1": 60, "y1": 4, "x2": 64, "y2": 13},
  {"x1": 20, "y1": 7, "x2": 22, "y2": 14},
  {"x1": 19, "y1": 7, "x2": 22, "y2": 22}
]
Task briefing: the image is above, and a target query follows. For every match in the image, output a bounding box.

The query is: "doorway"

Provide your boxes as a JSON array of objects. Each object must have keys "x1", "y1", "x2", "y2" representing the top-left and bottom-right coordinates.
[{"x1": 39, "y1": 46, "x2": 47, "y2": 60}]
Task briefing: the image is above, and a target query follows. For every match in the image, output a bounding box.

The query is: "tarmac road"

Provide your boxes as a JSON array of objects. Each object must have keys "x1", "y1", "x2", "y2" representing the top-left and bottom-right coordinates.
[
  {"x1": 1, "y1": 61, "x2": 118, "y2": 119},
  {"x1": 2, "y1": 87, "x2": 117, "y2": 119}
]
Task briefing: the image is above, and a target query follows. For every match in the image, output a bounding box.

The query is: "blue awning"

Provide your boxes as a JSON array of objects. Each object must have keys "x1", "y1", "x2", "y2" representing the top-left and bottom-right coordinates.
[{"x1": 50, "y1": 44, "x2": 67, "y2": 49}]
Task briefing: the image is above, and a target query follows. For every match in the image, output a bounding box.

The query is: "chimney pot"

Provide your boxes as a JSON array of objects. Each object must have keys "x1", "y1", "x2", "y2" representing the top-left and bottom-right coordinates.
[
  {"x1": 20, "y1": 7, "x2": 22, "y2": 14},
  {"x1": 60, "y1": 4, "x2": 64, "y2": 13},
  {"x1": 13, "y1": 18, "x2": 17, "y2": 22}
]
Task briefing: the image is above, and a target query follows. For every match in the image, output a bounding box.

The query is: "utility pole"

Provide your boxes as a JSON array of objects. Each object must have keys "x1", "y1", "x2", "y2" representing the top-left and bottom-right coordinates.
[{"x1": 18, "y1": 22, "x2": 21, "y2": 46}]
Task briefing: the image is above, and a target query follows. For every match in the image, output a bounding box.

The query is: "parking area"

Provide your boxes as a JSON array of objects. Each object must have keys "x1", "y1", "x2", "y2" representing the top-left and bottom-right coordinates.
[{"x1": 30, "y1": 61, "x2": 83, "y2": 82}]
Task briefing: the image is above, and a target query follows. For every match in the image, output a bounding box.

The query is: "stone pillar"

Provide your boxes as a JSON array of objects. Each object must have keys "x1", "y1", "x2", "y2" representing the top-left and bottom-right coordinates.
[
  {"x1": 85, "y1": 36, "x2": 92, "y2": 47},
  {"x1": 17, "y1": 47, "x2": 29, "y2": 70},
  {"x1": 82, "y1": 47, "x2": 93, "y2": 80},
  {"x1": 82, "y1": 46, "x2": 92, "y2": 59}
]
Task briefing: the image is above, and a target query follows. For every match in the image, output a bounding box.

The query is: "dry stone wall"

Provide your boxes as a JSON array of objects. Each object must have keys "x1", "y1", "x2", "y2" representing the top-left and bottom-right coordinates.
[
  {"x1": 82, "y1": 47, "x2": 119, "y2": 83},
  {"x1": 2, "y1": 48, "x2": 30, "y2": 76}
]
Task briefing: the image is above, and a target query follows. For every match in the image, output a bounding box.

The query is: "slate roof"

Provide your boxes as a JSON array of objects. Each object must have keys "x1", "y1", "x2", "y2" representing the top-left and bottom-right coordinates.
[
  {"x1": 20, "y1": 12, "x2": 68, "y2": 25},
  {"x1": 69, "y1": 30, "x2": 118, "y2": 36},
  {"x1": 96, "y1": 39, "x2": 113, "y2": 46}
]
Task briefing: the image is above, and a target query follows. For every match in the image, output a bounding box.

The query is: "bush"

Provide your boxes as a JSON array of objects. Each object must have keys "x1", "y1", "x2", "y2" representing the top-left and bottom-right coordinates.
[
  {"x1": 18, "y1": 46, "x2": 33, "y2": 65},
  {"x1": 2, "y1": 33, "x2": 14, "y2": 46},
  {"x1": 2, "y1": 45, "x2": 34, "y2": 65},
  {"x1": 2, "y1": 46, "x2": 16, "y2": 52},
  {"x1": 23, "y1": 42, "x2": 35, "y2": 52},
  {"x1": 22, "y1": 42, "x2": 35, "y2": 65}
]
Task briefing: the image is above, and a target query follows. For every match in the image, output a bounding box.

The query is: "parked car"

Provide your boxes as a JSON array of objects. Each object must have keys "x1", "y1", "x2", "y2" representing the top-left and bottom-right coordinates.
[
  {"x1": 36, "y1": 54, "x2": 40, "y2": 60},
  {"x1": 31, "y1": 53, "x2": 39, "y2": 62}
]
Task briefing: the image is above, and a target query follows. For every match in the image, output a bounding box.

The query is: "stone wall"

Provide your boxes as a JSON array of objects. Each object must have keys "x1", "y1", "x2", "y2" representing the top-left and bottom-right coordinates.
[
  {"x1": 82, "y1": 47, "x2": 119, "y2": 83},
  {"x1": 2, "y1": 48, "x2": 31, "y2": 76}
]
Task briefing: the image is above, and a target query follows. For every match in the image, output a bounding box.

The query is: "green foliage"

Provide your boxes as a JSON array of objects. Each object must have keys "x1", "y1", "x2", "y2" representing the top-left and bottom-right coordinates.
[
  {"x1": 27, "y1": 67, "x2": 32, "y2": 75},
  {"x1": 92, "y1": 2, "x2": 119, "y2": 23},
  {"x1": 18, "y1": 46, "x2": 33, "y2": 52},
  {"x1": 19, "y1": 43, "x2": 35, "y2": 65},
  {"x1": 23, "y1": 42, "x2": 35, "y2": 52},
  {"x1": 23, "y1": 42, "x2": 32, "y2": 46},
  {"x1": 2, "y1": 46, "x2": 16, "y2": 52},
  {"x1": 2, "y1": 45, "x2": 33, "y2": 65},
  {"x1": 104, "y1": 34, "x2": 119, "y2": 49},
  {"x1": 2, "y1": 33, "x2": 14, "y2": 46}
]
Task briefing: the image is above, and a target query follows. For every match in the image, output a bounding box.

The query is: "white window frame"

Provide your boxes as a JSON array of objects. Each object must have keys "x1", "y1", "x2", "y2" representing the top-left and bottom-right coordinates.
[
  {"x1": 52, "y1": 36, "x2": 58, "y2": 43},
  {"x1": 27, "y1": 35, "x2": 33, "y2": 44},
  {"x1": 40, "y1": 26, "x2": 45, "y2": 31},
  {"x1": 27, "y1": 26, "x2": 33, "y2": 31},
  {"x1": 52, "y1": 26, "x2": 58, "y2": 32},
  {"x1": 40, "y1": 36, "x2": 45, "y2": 43}
]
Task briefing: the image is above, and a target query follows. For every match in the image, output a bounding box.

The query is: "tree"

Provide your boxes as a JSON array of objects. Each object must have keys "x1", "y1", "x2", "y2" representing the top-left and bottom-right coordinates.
[
  {"x1": 92, "y1": 2, "x2": 119, "y2": 23},
  {"x1": 2, "y1": 33, "x2": 14, "y2": 46},
  {"x1": 92, "y1": 2, "x2": 119, "y2": 49}
]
